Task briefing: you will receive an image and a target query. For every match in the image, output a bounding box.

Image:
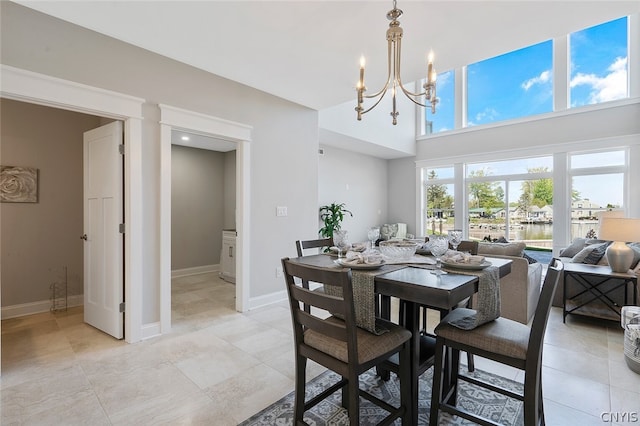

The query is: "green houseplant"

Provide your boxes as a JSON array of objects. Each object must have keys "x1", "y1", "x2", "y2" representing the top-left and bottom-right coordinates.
[{"x1": 319, "y1": 202, "x2": 353, "y2": 239}]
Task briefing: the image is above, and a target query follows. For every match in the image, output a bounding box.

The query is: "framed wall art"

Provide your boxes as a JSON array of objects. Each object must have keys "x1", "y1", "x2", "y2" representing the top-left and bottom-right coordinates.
[{"x1": 0, "y1": 165, "x2": 39, "y2": 203}]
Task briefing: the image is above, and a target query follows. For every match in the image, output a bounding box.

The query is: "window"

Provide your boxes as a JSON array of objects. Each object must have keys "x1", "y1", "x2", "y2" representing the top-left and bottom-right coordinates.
[
  {"x1": 425, "y1": 70, "x2": 454, "y2": 135},
  {"x1": 569, "y1": 149, "x2": 627, "y2": 239},
  {"x1": 467, "y1": 41, "x2": 553, "y2": 127},
  {"x1": 466, "y1": 157, "x2": 553, "y2": 247},
  {"x1": 423, "y1": 167, "x2": 455, "y2": 235},
  {"x1": 570, "y1": 17, "x2": 628, "y2": 108}
]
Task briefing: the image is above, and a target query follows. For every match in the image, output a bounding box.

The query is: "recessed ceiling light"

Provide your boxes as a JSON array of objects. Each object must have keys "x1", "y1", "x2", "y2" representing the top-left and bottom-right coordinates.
[{"x1": 181, "y1": 135, "x2": 190, "y2": 141}]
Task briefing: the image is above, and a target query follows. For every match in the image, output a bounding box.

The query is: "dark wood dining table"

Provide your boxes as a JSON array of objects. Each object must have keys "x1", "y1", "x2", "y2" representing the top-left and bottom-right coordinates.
[{"x1": 288, "y1": 253, "x2": 512, "y2": 424}]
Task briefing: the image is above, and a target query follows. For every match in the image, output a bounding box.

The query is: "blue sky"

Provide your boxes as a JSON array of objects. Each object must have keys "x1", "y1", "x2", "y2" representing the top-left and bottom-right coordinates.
[
  {"x1": 425, "y1": 16, "x2": 628, "y2": 208},
  {"x1": 426, "y1": 16, "x2": 628, "y2": 132}
]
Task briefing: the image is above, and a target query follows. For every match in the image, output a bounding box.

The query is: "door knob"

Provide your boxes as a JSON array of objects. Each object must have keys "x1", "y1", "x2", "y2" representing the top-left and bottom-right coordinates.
[{"x1": 80, "y1": 234, "x2": 88, "y2": 240}]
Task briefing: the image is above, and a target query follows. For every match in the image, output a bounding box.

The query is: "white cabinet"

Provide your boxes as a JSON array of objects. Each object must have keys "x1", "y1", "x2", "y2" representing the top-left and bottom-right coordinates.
[{"x1": 220, "y1": 230, "x2": 236, "y2": 283}]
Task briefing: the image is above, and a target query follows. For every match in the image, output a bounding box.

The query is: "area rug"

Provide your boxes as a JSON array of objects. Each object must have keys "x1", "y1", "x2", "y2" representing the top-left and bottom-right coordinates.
[{"x1": 239, "y1": 367, "x2": 524, "y2": 425}]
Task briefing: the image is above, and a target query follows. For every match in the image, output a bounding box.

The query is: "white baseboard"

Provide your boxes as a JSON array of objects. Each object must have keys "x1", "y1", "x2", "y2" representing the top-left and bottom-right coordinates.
[
  {"x1": 141, "y1": 322, "x2": 161, "y2": 340},
  {"x1": 248, "y1": 289, "x2": 287, "y2": 310},
  {"x1": 171, "y1": 264, "x2": 219, "y2": 278},
  {"x1": 1, "y1": 295, "x2": 84, "y2": 320}
]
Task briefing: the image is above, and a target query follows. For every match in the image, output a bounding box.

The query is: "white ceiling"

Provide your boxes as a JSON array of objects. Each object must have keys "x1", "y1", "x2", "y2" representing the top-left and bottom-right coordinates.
[{"x1": 14, "y1": 1, "x2": 640, "y2": 113}]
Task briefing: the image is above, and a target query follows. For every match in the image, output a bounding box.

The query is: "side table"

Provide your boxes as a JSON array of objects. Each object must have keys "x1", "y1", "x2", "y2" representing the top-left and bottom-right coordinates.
[{"x1": 563, "y1": 263, "x2": 638, "y2": 323}]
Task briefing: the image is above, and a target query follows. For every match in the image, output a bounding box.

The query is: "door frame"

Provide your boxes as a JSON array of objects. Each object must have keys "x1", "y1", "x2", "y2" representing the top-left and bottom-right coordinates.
[
  {"x1": 158, "y1": 104, "x2": 252, "y2": 334},
  {"x1": 0, "y1": 65, "x2": 145, "y2": 343}
]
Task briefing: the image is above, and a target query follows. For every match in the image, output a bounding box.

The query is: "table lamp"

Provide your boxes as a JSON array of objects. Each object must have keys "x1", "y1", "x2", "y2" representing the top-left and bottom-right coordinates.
[{"x1": 598, "y1": 217, "x2": 640, "y2": 273}]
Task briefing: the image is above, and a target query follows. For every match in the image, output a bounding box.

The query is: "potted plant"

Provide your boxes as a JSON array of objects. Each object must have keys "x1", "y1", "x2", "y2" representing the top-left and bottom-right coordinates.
[{"x1": 319, "y1": 202, "x2": 353, "y2": 240}]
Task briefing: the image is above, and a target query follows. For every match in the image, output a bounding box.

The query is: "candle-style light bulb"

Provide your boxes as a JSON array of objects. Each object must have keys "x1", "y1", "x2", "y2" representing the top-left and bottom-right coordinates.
[
  {"x1": 427, "y1": 50, "x2": 434, "y2": 64},
  {"x1": 359, "y1": 56, "x2": 366, "y2": 90}
]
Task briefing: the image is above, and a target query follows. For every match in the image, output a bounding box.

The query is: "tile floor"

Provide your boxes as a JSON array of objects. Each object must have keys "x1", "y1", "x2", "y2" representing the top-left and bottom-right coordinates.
[{"x1": 1, "y1": 271, "x2": 639, "y2": 425}]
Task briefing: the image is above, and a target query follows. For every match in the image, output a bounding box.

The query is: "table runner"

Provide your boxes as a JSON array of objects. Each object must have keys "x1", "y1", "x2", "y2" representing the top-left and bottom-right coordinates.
[
  {"x1": 324, "y1": 265, "x2": 405, "y2": 335},
  {"x1": 444, "y1": 265, "x2": 501, "y2": 330}
]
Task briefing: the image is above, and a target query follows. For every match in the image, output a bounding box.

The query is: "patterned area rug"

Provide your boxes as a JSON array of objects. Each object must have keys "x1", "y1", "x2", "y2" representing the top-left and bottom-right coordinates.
[{"x1": 239, "y1": 367, "x2": 524, "y2": 425}]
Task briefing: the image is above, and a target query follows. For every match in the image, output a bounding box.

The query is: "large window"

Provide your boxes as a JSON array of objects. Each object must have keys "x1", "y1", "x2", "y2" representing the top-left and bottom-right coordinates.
[
  {"x1": 419, "y1": 14, "x2": 631, "y2": 136},
  {"x1": 569, "y1": 150, "x2": 627, "y2": 240},
  {"x1": 466, "y1": 40, "x2": 553, "y2": 127},
  {"x1": 425, "y1": 70, "x2": 454, "y2": 135},
  {"x1": 466, "y1": 158, "x2": 553, "y2": 247},
  {"x1": 570, "y1": 17, "x2": 628, "y2": 108}
]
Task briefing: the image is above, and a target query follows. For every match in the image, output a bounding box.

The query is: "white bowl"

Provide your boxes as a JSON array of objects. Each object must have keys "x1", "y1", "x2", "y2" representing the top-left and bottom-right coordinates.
[{"x1": 379, "y1": 240, "x2": 418, "y2": 260}]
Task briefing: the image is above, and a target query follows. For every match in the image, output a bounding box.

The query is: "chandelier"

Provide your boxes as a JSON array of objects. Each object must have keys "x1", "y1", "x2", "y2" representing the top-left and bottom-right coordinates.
[{"x1": 356, "y1": 0, "x2": 437, "y2": 125}]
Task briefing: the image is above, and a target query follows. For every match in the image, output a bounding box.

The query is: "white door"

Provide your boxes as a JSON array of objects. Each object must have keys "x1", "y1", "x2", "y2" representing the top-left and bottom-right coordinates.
[{"x1": 83, "y1": 121, "x2": 124, "y2": 338}]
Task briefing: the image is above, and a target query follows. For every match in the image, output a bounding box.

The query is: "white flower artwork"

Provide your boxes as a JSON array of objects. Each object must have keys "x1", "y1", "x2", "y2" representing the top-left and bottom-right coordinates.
[{"x1": 0, "y1": 166, "x2": 38, "y2": 203}]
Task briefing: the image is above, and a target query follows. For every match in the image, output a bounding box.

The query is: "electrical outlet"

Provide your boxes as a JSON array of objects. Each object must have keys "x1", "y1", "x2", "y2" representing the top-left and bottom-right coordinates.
[
  {"x1": 276, "y1": 206, "x2": 288, "y2": 217},
  {"x1": 276, "y1": 267, "x2": 283, "y2": 278}
]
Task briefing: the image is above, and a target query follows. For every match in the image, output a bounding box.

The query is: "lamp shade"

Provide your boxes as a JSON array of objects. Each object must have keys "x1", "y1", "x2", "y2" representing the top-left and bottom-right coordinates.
[{"x1": 599, "y1": 218, "x2": 640, "y2": 243}]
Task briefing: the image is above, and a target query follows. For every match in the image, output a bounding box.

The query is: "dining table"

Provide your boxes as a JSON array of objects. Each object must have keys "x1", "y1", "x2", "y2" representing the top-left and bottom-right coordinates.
[{"x1": 288, "y1": 252, "x2": 512, "y2": 424}]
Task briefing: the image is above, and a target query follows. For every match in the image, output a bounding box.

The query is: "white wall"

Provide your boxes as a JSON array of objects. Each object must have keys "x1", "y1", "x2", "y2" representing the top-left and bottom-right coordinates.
[
  {"x1": 318, "y1": 145, "x2": 388, "y2": 243},
  {"x1": 1, "y1": 3, "x2": 319, "y2": 318}
]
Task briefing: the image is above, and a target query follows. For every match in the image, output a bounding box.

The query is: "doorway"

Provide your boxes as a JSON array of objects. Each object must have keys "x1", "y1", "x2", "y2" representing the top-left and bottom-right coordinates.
[
  {"x1": 158, "y1": 104, "x2": 252, "y2": 335},
  {"x1": 0, "y1": 65, "x2": 144, "y2": 349}
]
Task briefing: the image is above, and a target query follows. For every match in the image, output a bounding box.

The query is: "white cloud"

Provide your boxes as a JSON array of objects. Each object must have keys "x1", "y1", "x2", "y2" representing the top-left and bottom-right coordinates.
[
  {"x1": 521, "y1": 70, "x2": 551, "y2": 91},
  {"x1": 570, "y1": 56, "x2": 627, "y2": 104},
  {"x1": 475, "y1": 107, "x2": 499, "y2": 123}
]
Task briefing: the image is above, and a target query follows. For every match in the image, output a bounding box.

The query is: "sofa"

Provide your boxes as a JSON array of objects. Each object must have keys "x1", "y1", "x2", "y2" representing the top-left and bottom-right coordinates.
[
  {"x1": 552, "y1": 238, "x2": 640, "y2": 314},
  {"x1": 476, "y1": 241, "x2": 543, "y2": 324}
]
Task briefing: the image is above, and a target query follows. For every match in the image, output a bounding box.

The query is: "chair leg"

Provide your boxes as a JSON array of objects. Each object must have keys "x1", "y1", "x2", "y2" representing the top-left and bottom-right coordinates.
[
  {"x1": 466, "y1": 351, "x2": 475, "y2": 372},
  {"x1": 523, "y1": 369, "x2": 541, "y2": 426},
  {"x1": 347, "y1": 371, "x2": 360, "y2": 425},
  {"x1": 447, "y1": 348, "x2": 461, "y2": 405},
  {"x1": 399, "y1": 340, "x2": 412, "y2": 424},
  {"x1": 294, "y1": 355, "x2": 307, "y2": 423},
  {"x1": 341, "y1": 376, "x2": 348, "y2": 410},
  {"x1": 429, "y1": 338, "x2": 446, "y2": 426}
]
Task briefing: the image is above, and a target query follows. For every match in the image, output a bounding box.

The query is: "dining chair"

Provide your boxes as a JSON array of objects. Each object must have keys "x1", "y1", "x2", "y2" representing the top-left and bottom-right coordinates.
[
  {"x1": 281, "y1": 257, "x2": 412, "y2": 425},
  {"x1": 429, "y1": 258, "x2": 563, "y2": 426},
  {"x1": 295, "y1": 237, "x2": 333, "y2": 257},
  {"x1": 295, "y1": 238, "x2": 333, "y2": 313}
]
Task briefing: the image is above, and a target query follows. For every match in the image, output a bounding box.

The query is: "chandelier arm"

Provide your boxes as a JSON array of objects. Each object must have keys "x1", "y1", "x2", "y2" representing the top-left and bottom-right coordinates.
[
  {"x1": 361, "y1": 33, "x2": 395, "y2": 100},
  {"x1": 397, "y1": 80, "x2": 427, "y2": 98},
  {"x1": 360, "y1": 89, "x2": 390, "y2": 115}
]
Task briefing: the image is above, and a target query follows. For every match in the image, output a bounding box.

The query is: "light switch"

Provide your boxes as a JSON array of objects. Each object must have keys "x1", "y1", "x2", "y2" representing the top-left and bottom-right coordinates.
[{"x1": 276, "y1": 206, "x2": 288, "y2": 217}]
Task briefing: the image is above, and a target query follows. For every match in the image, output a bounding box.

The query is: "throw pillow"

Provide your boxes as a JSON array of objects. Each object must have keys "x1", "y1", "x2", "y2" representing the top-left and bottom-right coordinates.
[
  {"x1": 571, "y1": 242, "x2": 608, "y2": 264},
  {"x1": 380, "y1": 223, "x2": 398, "y2": 240},
  {"x1": 628, "y1": 242, "x2": 640, "y2": 269},
  {"x1": 559, "y1": 238, "x2": 586, "y2": 258},
  {"x1": 478, "y1": 241, "x2": 526, "y2": 257},
  {"x1": 495, "y1": 236, "x2": 509, "y2": 243},
  {"x1": 523, "y1": 252, "x2": 538, "y2": 264},
  {"x1": 583, "y1": 242, "x2": 610, "y2": 264}
]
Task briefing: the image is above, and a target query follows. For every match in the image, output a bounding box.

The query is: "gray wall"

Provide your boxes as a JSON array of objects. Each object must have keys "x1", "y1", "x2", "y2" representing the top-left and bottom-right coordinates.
[
  {"x1": 318, "y1": 145, "x2": 388, "y2": 244},
  {"x1": 223, "y1": 150, "x2": 236, "y2": 230},
  {"x1": 1, "y1": 2, "x2": 320, "y2": 322},
  {"x1": 0, "y1": 98, "x2": 102, "y2": 307},
  {"x1": 171, "y1": 145, "x2": 227, "y2": 271}
]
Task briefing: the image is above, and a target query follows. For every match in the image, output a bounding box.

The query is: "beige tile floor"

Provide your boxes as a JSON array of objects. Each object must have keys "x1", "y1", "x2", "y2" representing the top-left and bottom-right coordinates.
[{"x1": 2, "y1": 271, "x2": 639, "y2": 425}]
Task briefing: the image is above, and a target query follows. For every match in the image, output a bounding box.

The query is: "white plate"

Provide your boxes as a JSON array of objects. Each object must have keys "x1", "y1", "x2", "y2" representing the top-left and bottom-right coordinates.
[
  {"x1": 441, "y1": 260, "x2": 492, "y2": 270},
  {"x1": 335, "y1": 259, "x2": 385, "y2": 270}
]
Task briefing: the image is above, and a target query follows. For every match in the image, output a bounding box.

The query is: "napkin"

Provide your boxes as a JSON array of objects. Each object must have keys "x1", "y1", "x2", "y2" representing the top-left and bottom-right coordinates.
[
  {"x1": 442, "y1": 250, "x2": 485, "y2": 265},
  {"x1": 342, "y1": 251, "x2": 383, "y2": 265}
]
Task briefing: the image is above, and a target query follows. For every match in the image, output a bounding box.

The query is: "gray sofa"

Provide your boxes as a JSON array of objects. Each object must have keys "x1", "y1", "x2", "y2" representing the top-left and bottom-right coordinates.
[{"x1": 476, "y1": 241, "x2": 543, "y2": 324}]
